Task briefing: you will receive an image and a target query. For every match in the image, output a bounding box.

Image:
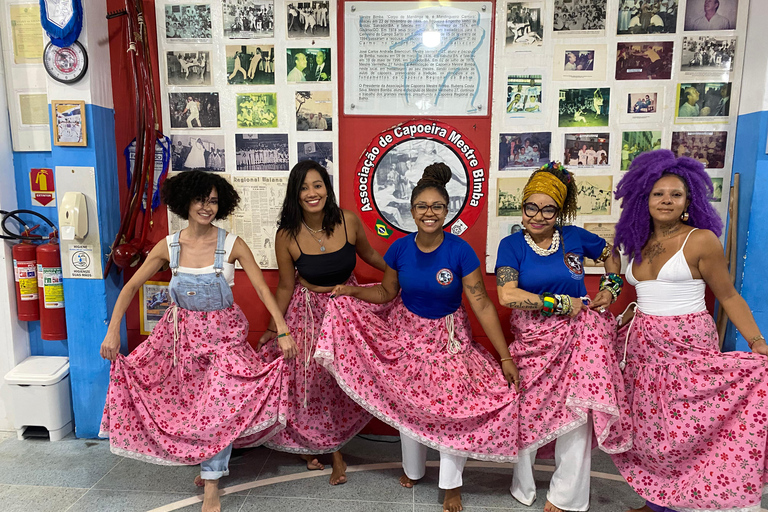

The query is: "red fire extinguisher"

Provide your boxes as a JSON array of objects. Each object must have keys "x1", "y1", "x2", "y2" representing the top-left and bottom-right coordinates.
[
  {"x1": 12, "y1": 241, "x2": 39, "y2": 321},
  {"x1": 37, "y1": 236, "x2": 67, "y2": 341}
]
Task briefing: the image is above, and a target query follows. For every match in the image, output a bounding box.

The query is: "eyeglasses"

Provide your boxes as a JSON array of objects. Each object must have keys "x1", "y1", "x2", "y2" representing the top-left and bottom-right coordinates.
[
  {"x1": 193, "y1": 197, "x2": 218, "y2": 208},
  {"x1": 412, "y1": 202, "x2": 447, "y2": 214},
  {"x1": 522, "y1": 202, "x2": 559, "y2": 220}
]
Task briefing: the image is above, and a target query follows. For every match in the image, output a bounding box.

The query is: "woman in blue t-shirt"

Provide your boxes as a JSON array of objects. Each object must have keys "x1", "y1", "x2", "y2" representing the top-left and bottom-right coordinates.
[
  {"x1": 319, "y1": 163, "x2": 521, "y2": 512},
  {"x1": 494, "y1": 162, "x2": 631, "y2": 512}
]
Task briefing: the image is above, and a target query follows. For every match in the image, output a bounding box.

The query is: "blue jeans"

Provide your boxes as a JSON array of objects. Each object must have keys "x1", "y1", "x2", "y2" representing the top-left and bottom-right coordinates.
[{"x1": 200, "y1": 444, "x2": 233, "y2": 480}]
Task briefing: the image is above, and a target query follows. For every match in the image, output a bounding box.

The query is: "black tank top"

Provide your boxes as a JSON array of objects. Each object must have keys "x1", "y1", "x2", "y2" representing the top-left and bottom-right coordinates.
[{"x1": 294, "y1": 214, "x2": 356, "y2": 287}]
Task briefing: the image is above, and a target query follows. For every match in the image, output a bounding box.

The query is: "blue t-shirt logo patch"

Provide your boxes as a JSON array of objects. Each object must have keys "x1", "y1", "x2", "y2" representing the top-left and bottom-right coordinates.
[
  {"x1": 564, "y1": 252, "x2": 584, "y2": 280},
  {"x1": 436, "y1": 269, "x2": 454, "y2": 286}
]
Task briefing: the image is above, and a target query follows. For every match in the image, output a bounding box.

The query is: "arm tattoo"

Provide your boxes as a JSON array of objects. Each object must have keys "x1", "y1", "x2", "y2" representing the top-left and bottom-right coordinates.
[
  {"x1": 464, "y1": 281, "x2": 488, "y2": 301},
  {"x1": 503, "y1": 298, "x2": 540, "y2": 310},
  {"x1": 496, "y1": 266, "x2": 519, "y2": 287}
]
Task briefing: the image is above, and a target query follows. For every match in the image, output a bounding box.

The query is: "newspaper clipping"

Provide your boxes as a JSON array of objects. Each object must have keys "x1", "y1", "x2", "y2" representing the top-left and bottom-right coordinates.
[{"x1": 231, "y1": 175, "x2": 288, "y2": 269}]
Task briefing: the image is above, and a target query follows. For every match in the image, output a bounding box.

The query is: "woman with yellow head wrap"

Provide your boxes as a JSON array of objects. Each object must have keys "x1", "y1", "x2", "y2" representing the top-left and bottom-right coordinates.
[{"x1": 494, "y1": 162, "x2": 630, "y2": 512}]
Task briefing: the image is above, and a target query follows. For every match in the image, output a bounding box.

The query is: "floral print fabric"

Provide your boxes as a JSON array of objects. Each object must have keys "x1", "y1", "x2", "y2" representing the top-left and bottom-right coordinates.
[
  {"x1": 611, "y1": 310, "x2": 768, "y2": 512},
  {"x1": 316, "y1": 296, "x2": 520, "y2": 462}
]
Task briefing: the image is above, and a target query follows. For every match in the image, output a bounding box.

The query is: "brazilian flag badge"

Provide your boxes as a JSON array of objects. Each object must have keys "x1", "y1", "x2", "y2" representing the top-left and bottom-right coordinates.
[{"x1": 375, "y1": 219, "x2": 393, "y2": 239}]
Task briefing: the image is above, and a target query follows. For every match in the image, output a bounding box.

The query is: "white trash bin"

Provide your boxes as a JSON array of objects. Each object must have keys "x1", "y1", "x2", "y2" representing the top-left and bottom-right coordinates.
[{"x1": 4, "y1": 356, "x2": 73, "y2": 441}]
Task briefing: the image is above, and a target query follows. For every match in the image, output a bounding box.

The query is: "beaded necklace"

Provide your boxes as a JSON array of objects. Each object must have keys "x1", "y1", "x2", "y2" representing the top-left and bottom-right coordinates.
[{"x1": 524, "y1": 229, "x2": 560, "y2": 257}]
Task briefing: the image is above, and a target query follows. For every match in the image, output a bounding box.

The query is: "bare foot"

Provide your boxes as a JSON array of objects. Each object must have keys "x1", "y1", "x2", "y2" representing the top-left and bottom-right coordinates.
[
  {"x1": 544, "y1": 500, "x2": 563, "y2": 512},
  {"x1": 194, "y1": 475, "x2": 204, "y2": 487},
  {"x1": 300, "y1": 454, "x2": 325, "y2": 470},
  {"x1": 202, "y1": 480, "x2": 221, "y2": 512},
  {"x1": 330, "y1": 451, "x2": 347, "y2": 485},
  {"x1": 444, "y1": 487, "x2": 463, "y2": 512},
  {"x1": 626, "y1": 506, "x2": 656, "y2": 512},
  {"x1": 399, "y1": 474, "x2": 419, "y2": 488}
]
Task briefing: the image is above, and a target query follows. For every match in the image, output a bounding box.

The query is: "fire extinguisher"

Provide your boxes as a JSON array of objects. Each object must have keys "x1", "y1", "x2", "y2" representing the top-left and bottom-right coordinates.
[
  {"x1": 37, "y1": 237, "x2": 67, "y2": 341},
  {"x1": 12, "y1": 240, "x2": 40, "y2": 321}
]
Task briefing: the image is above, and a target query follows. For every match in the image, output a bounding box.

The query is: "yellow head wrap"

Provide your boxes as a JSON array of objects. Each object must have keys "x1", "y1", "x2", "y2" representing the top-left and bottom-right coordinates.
[{"x1": 522, "y1": 171, "x2": 568, "y2": 208}]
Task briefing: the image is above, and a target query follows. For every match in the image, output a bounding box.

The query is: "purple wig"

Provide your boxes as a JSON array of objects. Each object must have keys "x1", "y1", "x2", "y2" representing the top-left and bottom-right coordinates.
[{"x1": 614, "y1": 149, "x2": 723, "y2": 263}]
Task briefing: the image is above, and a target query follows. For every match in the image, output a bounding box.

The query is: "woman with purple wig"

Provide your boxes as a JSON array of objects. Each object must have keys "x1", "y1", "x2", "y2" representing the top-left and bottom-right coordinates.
[{"x1": 610, "y1": 149, "x2": 768, "y2": 512}]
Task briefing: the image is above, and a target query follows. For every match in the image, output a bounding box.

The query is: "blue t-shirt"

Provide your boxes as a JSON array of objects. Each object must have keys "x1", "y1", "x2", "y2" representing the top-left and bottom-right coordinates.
[
  {"x1": 495, "y1": 225, "x2": 606, "y2": 297},
  {"x1": 385, "y1": 232, "x2": 480, "y2": 319}
]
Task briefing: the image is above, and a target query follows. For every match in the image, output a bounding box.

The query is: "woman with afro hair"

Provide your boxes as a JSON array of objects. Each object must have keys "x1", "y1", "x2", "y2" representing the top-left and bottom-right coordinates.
[
  {"x1": 610, "y1": 149, "x2": 768, "y2": 512},
  {"x1": 100, "y1": 171, "x2": 296, "y2": 512},
  {"x1": 495, "y1": 162, "x2": 632, "y2": 512}
]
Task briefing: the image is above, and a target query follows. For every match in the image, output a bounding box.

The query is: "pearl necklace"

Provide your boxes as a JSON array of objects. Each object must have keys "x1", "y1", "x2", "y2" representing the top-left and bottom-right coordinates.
[
  {"x1": 524, "y1": 229, "x2": 560, "y2": 256},
  {"x1": 303, "y1": 221, "x2": 326, "y2": 252}
]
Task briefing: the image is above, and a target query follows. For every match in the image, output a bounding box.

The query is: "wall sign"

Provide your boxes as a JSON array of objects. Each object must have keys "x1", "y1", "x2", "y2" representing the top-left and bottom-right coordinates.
[
  {"x1": 355, "y1": 119, "x2": 487, "y2": 240},
  {"x1": 30, "y1": 168, "x2": 56, "y2": 206}
]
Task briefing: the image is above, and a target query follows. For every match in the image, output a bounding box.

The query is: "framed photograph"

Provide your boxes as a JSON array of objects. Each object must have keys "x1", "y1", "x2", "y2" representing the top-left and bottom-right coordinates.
[
  {"x1": 235, "y1": 134, "x2": 289, "y2": 171},
  {"x1": 505, "y1": 1, "x2": 543, "y2": 49},
  {"x1": 296, "y1": 91, "x2": 333, "y2": 131},
  {"x1": 619, "y1": 89, "x2": 662, "y2": 124},
  {"x1": 166, "y1": 51, "x2": 211, "y2": 86},
  {"x1": 577, "y1": 176, "x2": 613, "y2": 216},
  {"x1": 506, "y1": 74, "x2": 543, "y2": 117},
  {"x1": 558, "y1": 88, "x2": 610, "y2": 128},
  {"x1": 223, "y1": 0, "x2": 274, "y2": 38},
  {"x1": 709, "y1": 177, "x2": 724, "y2": 202},
  {"x1": 554, "y1": 45, "x2": 606, "y2": 81},
  {"x1": 680, "y1": 36, "x2": 736, "y2": 73},
  {"x1": 287, "y1": 1, "x2": 330, "y2": 38},
  {"x1": 140, "y1": 281, "x2": 171, "y2": 335},
  {"x1": 499, "y1": 132, "x2": 551, "y2": 169},
  {"x1": 563, "y1": 133, "x2": 610, "y2": 167},
  {"x1": 583, "y1": 222, "x2": 616, "y2": 267},
  {"x1": 226, "y1": 45, "x2": 275, "y2": 85},
  {"x1": 236, "y1": 93, "x2": 278, "y2": 128},
  {"x1": 164, "y1": 4, "x2": 212, "y2": 41},
  {"x1": 497, "y1": 177, "x2": 529, "y2": 217},
  {"x1": 171, "y1": 134, "x2": 226, "y2": 172},
  {"x1": 616, "y1": 42, "x2": 673, "y2": 80},
  {"x1": 52, "y1": 100, "x2": 86, "y2": 147},
  {"x1": 287, "y1": 48, "x2": 331, "y2": 83},
  {"x1": 297, "y1": 142, "x2": 334, "y2": 172},
  {"x1": 675, "y1": 82, "x2": 731, "y2": 121},
  {"x1": 553, "y1": 0, "x2": 606, "y2": 34},
  {"x1": 671, "y1": 131, "x2": 727, "y2": 168},
  {"x1": 621, "y1": 131, "x2": 662, "y2": 170},
  {"x1": 684, "y1": 0, "x2": 737, "y2": 31},
  {"x1": 168, "y1": 93, "x2": 220, "y2": 129},
  {"x1": 617, "y1": 0, "x2": 678, "y2": 34}
]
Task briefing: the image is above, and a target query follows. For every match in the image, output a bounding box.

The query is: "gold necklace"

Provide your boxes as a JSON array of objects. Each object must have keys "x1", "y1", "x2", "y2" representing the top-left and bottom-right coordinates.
[{"x1": 303, "y1": 221, "x2": 325, "y2": 252}]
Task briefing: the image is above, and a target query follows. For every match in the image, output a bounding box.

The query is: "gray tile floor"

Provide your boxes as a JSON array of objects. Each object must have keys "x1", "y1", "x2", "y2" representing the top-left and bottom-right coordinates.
[{"x1": 0, "y1": 431, "x2": 765, "y2": 512}]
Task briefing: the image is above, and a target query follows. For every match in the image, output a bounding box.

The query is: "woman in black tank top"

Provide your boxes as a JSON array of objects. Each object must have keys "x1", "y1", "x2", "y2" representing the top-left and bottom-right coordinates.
[{"x1": 257, "y1": 160, "x2": 387, "y2": 485}]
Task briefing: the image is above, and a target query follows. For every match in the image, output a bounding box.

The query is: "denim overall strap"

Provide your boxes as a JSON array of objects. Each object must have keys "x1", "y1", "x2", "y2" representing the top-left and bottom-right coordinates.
[
  {"x1": 169, "y1": 231, "x2": 181, "y2": 275},
  {"x1": 214, "y1": 228, "x2": 226, "y2": 276}
]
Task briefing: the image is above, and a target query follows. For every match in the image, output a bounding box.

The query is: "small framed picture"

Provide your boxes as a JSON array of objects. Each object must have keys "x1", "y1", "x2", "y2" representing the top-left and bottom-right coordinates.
[
  {"x1": 52, "y1": 100, "x2": 86, "y2": 147},
  {"x1": 140, "y1": 281, "x2": 171, "y2": 335}
]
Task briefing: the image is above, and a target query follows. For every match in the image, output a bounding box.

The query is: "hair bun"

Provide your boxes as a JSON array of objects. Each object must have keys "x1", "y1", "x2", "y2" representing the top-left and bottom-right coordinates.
[{"x1": 418, "y1": 163, "x2": 451, "y2": 187}]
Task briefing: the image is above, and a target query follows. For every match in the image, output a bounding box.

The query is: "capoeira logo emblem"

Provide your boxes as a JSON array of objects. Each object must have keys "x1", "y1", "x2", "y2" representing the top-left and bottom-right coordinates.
[
  {"x1": 563, "y1": 252, "x2": 584, "y2": 278},
  {"x1": 436, "y1": 268, "x2": 454, "y2": 286}
]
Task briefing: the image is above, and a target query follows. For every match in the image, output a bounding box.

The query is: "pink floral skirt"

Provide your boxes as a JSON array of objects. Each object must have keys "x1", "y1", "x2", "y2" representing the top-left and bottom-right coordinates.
[
  {"x1": 509, "y1": 308, "x2": 632, "y2": 454},
  {"x1": 611, "y1": 310, "x2": 768, "y2": 511},
  {"x1": 99, "y1": 303, "x2": 287, "y2": 465},
  {"x1": 316, "y1": 296, "x2": 520, "y2": 462},
  {"x1": 256, "y1": 281, "x2": 372, "y2": 454}
]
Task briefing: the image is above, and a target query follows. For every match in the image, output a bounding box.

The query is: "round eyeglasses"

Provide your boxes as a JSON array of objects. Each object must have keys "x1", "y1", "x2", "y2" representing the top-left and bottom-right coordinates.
[{"x1": 522, "y1": 202, "x2": 559, "y2": 220}]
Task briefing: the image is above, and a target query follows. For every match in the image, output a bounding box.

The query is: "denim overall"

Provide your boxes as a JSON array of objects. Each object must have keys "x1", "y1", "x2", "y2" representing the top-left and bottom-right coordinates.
[{"x1": 168, "y1": 227, "x2": 234, "y2": 479}]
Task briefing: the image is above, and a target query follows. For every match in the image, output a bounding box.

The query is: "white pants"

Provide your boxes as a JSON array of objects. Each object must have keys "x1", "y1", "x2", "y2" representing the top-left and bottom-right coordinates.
[
  {"x1": 401, "y1": 431, "x2": 467, "y2": 490},
  {"x1": 510, "y1": 419, "x2": 592, "y2": 511}
]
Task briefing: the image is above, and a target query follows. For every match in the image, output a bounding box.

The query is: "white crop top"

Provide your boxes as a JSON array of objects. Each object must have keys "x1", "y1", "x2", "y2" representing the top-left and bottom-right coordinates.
[
  {"x1": 165, "y1": 232, "x2": 237, "y2": 287},
  {"x1": 625, "y1": 229, "x2": 706, "y2": 316}
]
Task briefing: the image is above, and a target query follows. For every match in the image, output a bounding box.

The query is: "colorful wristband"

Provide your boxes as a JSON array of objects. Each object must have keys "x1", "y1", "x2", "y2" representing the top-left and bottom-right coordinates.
[
  {"x1": 540, "y1": 292, "x2": 557, "y2": 317},
  {"x1": 277, "y1": 331, "x2": 291, "y2": 339}
]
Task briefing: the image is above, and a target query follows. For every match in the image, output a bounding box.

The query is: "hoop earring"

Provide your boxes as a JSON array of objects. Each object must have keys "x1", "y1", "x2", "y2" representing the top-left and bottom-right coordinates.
[{"x1": 681, "y1": 211, "x2": 689, "y2": 222}]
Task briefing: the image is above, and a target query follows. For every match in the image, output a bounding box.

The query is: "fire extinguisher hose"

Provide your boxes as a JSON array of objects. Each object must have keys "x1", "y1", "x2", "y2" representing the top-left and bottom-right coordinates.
[{"x1": 1, "y1": 209, "x2": 56, "y2": 241}]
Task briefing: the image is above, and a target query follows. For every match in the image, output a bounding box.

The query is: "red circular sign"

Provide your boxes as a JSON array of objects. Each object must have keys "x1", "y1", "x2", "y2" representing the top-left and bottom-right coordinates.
[{"x1": 355, "y1": 120, "x2": 487, "y2": 241}]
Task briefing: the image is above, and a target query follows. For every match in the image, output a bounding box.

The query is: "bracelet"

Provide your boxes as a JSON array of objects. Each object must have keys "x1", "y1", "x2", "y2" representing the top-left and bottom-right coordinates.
[
  {"x1": 277, "y1": 331, "x2": 291, "y2": 339},
  {"x1": 748, "y1": 335, "x2": 765, "y2": 349},
  {"x1": 540, "y1": 292, "x2": 557, "y2": 317},
  {"x1": 599, "y1": 273, "x2": 624, "y2": 303},
  {"x1": 595, "y1": 244, "x2": 612, "y2": 263},
  {"x1": 499, "y1": 357, "x2": 515, "y2": 363},
  {"x1": 266, "y1": 328, "x2": 276, "y2": 333},
  {"x1": 554, "y1": 294, "x2": 572, "y2": 316}
]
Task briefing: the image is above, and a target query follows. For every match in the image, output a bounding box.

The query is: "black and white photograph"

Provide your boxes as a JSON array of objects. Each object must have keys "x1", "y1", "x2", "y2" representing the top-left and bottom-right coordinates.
[
  {"x1": 680, "y1": 36, "x2": 736, "y2": 72},
  {"x1": 171, "y1": 134, "x2": 226, "y2": 172},
  {"x1": 558, "y1": 88, "x2": 610, "y2": 127},
  {"x1": 498, "y1": 177, "x2": 528, "y2": 217},
  {"x1": 676, "y1": 82, "x2": 731, "y2": 119},
  {"x1": 621, "y1": 131, "x2": 662, "y2": 170},
  {"x1": 235, "y1": 134, "x2": 289, "y2": 171},
  {"x1": 226, "y1": 45, "x2": 275, "y2": 85},
  {"x1": 287, "y1": 48, "x2": 331, "y2": 82},
  {"x1": 554, "y1": 45, "x2": 607, "y2": 81},
  {"x1": 287, "y1": 2, "x2": 330, "y2": 38},
  {"x1": 577, "y1": 176, "x2": 613, "y2": 215},
  {"x1": 296, "y1": 91, "x2": 333, "y2": 131},
  {"x1": 223, "y1": 0, "x2": 274, "y2": 38},
  {"x1": 616, "y1": 42, "x2": 674, "y2": 80},
  {"x1": 499, "y1": 133, "x2": 551, "y2": 169},
  {"x1": 684, "y1": 0, "x2": 737, "y2": 31},
  {"x1": 165, "y1": 4, "x2": 211, "y2": 41},
  {"x1": 506, "y1": 75, "x2": 542, "y2": 114},
  {"x1": 617, "y1": 0, "x2": 678, "y2": 34},
  {"x1": 505, "y1": 1, "x2": 543, "y2": 48},
  {"x1": 552, "y1": 0, "x2": 606, "y2": 33},
  {"x1": 563, "y1": 133, "x2": 610, "y2": 167},
  {"x1": 298, "y1": 142, "x2": 334, "y2": 172},
  {"x1": 168, "y1": 93, "x2": 220, "y2": 129},
  {"x1": 166, "y1": 51, "x2": 211, "y2": 86},
  {"x1": 671, "y1": 131, "x2": 727, "y2": 168},
  {"x1": 372, "y1": 139, "x2": 467, "y2": 232},
  {"x1": 627, "y1": 92, "x2": 658, "y2": 113}
]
